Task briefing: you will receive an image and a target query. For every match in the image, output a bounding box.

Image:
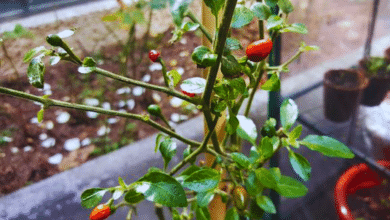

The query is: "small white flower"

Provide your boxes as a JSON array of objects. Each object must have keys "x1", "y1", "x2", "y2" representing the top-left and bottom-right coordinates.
[
  {"x1": 127, "y1": 99, "x2": 135, "y2": 110},
  {"x1": 42, "y1": 138, "x2": 56, "y2": 148},
  {"x1": 142, "y1": 74, "x2": 151, "y2": 82},
  {"x1": 11, "y1": 147, "x2": 19, "y2": 154},
  {"x1": 116, "y1": 87, "x2": 131, "y2": 95},
  {"x1": 81, "y1": 138, "x2": 91, "y2": 146},
  {"x1": 152, "y1": 93, "x2": 162, "y2": 103},
  {"x1": 149, "y1": 63, "x2": 162, "y2": 71},
  {"x1": 97, "y1": 126, "x2": 111, "y2": 136},
  {"x1": 48, "y1": 153, "x2": 63, "y2": 165},
  {"x1": 24, "y1": 146, "x2": 33, "y2": 152},
  {"x1": 107, "y1": 118, "x2": 119, "y2": 124},
  {"x1": 86, "y1": 111, "x2": 99, "y2": 118},
  {"x1": 177, "y1": 67, "x2": 184, "y2": 75},
  {"x1": 56, "y1": 111, "x2": 71, "y2": 124},
  {"x1": 64, "y1": 138, "x2": 81, "y2": 151},
  {"x1": 39, "y1": 133, "x2": 48, "y2": 141},
  {"x1": 171, "y1": 113, "x2": 180, "y2": 122},
  {"x1": 132, "y1": 87, "x2": 145, "y2": 96},
  {"x1": 102, "y1": 102, "x2": 111, "y2": 110},
  {"x1": 170, "y1": 97, "x2": 183, "y2": 108}
]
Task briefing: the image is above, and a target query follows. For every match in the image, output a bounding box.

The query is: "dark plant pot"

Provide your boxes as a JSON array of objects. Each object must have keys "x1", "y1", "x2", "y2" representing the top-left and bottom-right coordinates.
[
  {"x1": 385, "y1": 47, "x2": 390, "y2": 62},
  {"x1": 358, "y1": 60, "x2": 390, "y2": 106},
  {"x1": 324, "y1": 69, "x2": 368, "y2": 122},
  {"x1": 334, "y1": 160, "x2": 390, "y2": 220}
]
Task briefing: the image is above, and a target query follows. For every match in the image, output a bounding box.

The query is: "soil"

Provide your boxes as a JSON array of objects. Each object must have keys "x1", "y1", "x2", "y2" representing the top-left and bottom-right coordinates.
[
  {"x1": 0, "y1": 0, "x2": 390, "y2": 196},
  {"x1": 325, "y1": 70, "x2": 360, "y2": 88},
  {"x1": 349, "y1": 181, "x2": 390, "y2": 220}
]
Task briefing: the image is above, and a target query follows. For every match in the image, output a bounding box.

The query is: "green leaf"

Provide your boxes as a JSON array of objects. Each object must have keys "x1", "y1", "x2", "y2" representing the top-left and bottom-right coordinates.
[
  {"x1": 27, "y1": 57, "x2": 45, "y2": 88},
  {"x1": 37, "y1": 108, "x2": 44, "y2": 123},
  {"x1": 245, "y1": 170, "x2": 263, "y2": 196},
  {"x1": 225, "y1": 207, "x2": 240, "y2": 220},
  {"x1": 182, "y1": 146, "x2": 196, "y2": 164},
  {"x1": 288, "y1": 150, "x2": 311, "y2": 181},
  {"x1": 135, "y1": 171, "x2": 187, "y2": 207},
  {"x1": 266, "y1": 15, "x2": 284, "y2": 31},
  {"x1": 280, "y1": 98, "x2": 298, "y2": 131},
  {"x1": 249, "y1": 199, "x2": 265, "y2": 219},
  {"x1": 169, "y1": 0, "x2": 193, "y2": 26},
  {"x1": 183, "y1": 168, "x2": 220, "y2": 192},
  {"x1": 225, "y1": 38, "x2": 242, "y2": 51},
  {"x1": 214, "y1": 100, "x2": 227, "y2": 113},
  {"x1": 299, "y1": 42, "x2": 320, "y2": 52},
  {"x1": 119, "y1": 177, "x2": 127, "y2": 189},
  {"x1": 236, "y1": 115, "x2": 257, "y2": 145},
  {"x1": 300, "y1": 135, "x2": 355, "y2": 158},
  {"x1": 221, "y1": 55, "x2": 242, "y2": 78},
  {"x1": 113, "y1": 189, "x2": 124, "y2": 200},
  {"x1": 181, "y1": 21, "x2": 200, "y2": 32},
  {"x1": 251, "y1": 2, "x2": 272, "y2": 20},
  {"x1": 203, "y1": 0, "x2": 225, "y2": 16},
  {"x1": 231, "y1": 5, "x2": 254, "y2": 28},
  {"x1": 226, "y1": 115, "x2": 239, "y2": 134},
  {"x1": 277, "y1": 0, "x2": 294, "y2": 14},
  {"x1": 159, "y1": 138, "x2": 177, "y2": 170},
  {"x1": 261, "y1": 73, "x2": 280, "y2": 91},
  {"x1": 255, "y1": 168, "x2": 277, "y2": 190},
  {"x1": 80, "y1": 188, "x2": 107, "y2": 208},
  {"x1": 168, "y1": 70, "x2": 181, "y2": 87},
  {"x1": 228, "y1": 78, "x2": 248, "y2": 97},
  {"x1": 155, "y1": 133, "x2": 165, "y2": 152},
  {"x1": 259, "y1": 137, "x2": 273, "y2": 160},
  {"x1": 275, "y1": 175, "x2": 308, "y2": 198},
  {"x1": 265, "y1": 0, "x2": 278, "y2": 8},
  {"x1": 180, "y1": 77, "x2": 207, "y2": 94},
  {"x1": 249, "y1": 146, "x2": 260, "y2": 164},
  {"x1": 196, "y1": 206, "x2": 211, "y2": 220},
  {"x1": 231, "y1": 152, "x2": 250, "y2": 169},
  {"x1": 124, "y1": 188, "x2": 145, "y2": 204},
  {"x1": 83, "y1": 57, "x2": 96, "y2": 67},
  {"x1": 256, "y1": 195, "x2": 276, "y2": 214},
  {"x1": 178, "y1": 165, "x2": 201, "y2": 183},
  {"x1": 150, "y1": 0, "x2": 168, "y2": 9},
  {"x1": 281, "y1": 23, "x2": 308, "y2": 34},
  {"x1": 102, "y1": 13, "x2": 119, "y2": 22},
  {"x1": 197, "y1": 190, "x2": 215, "y2": 207},
  {"x1": 23, "y1": 46, "x2": 46, "y2": 63},
  {"x1": 289, "y1": 125, "x2": 302, "y2": 148}
]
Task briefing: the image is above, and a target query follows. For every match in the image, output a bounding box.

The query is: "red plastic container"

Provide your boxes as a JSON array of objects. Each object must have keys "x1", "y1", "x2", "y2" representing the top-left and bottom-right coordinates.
[{"x1": 334, "y1": 161, "x2": 390, "y2": 220}]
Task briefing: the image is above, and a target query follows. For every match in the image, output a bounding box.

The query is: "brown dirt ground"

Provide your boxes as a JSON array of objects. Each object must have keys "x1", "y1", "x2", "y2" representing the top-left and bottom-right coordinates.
[{"x1": 0, "y1": 0, "x2": 389, "y2": 195}]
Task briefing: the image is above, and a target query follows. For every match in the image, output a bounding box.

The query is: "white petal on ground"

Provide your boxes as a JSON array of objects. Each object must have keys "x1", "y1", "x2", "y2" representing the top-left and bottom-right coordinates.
[
  {"x1": 46, "y1": 121, "x2": 54, "y2": 130},
  {"x1": 142, "y1": 74, "x2": 151, "y2": 82},
  {"x1": 179, "y1": 115, "x2": 189, "y2": 121},
  {"x1": 107, "y1": 118, "x2": 119, "y2": 124},
  {"x1": 64, "y1": 138, "x2": 81, "y2": 151},
  {"x1": 42, "y1": 138, "x2": 56, "y2": 148},
  {"x1": 39, "y1": 133, "x2": 48, "y2": 140},
  {"x1": 118, "y1": 100, "x2": 126, "y2": 108},
  {"x1": 177, "y1": 67, "x2": 184, "y2": 75},
  {"x1": 102, "y1": 102, "x2": 111, "y2": 110},
  {"x1": 57, "y1": 29, "x2": 74, "y2": 38},
  {"x1": 132, "y1": 87, "x2": 145, "y2": 96},
  {"x1": 97, "y1": 126, "x2": 111, "y2": 136},
  {"x1": 11, "y1": 147, "x2": 19, "y2": 154},
  {"x1": 179, "y1": 51, "x2": 189, "y2": 57},
  {"x1": 24, "y1": 146, "x2": 33, "y2": 152},
  {"x1": 86, "y1": 111, "x2": 99, "y2": 118},
  {"x1": 44, "y1": 90, "x2": 52, "y2": 95},
  {"x1": 152, "y1": 93, "x2": 161, "y2": 103},
  {"x1": 127, "y1": 99, "x2": 135, "y2": 110},
  {"x1": 43, "y1": 83, "x2": 51, "y2": 91},
  {"x1": 170, "y1": 97, "x2": 183, "y2": 108},
  {"x1": 56, "y1": 111, "x2": 71, "y2": 124},
  {"x1": 180, "y1": 37, "x2": 187, "y2": 44},
  {"x1": 2, "y1": 136, "x2": 13, "y2": 142},
  {"x1": 81, "y1": 138, "x2": 91, "y2": 146},
  {"x1": 149, "y1": 63, "x2": 162, "y2": 71},
  {"x1": 116, "y1": 87, "x2": 131, "y2": 95},
  {"x1": 84, "y1": 98, "x2": 99, "y2": 106},
  {"x1": 30, "y1": 117, "x2": 39, "y2": 124},
  {"x1": 62, "y1": 96, "x2": 70, "y2": 102},
  {"x1": 48, "y1": 153, "x2": 63, "y2": 165},
  {"x1": 171, "y1": 113, "x2": 180, "y2": 122}
]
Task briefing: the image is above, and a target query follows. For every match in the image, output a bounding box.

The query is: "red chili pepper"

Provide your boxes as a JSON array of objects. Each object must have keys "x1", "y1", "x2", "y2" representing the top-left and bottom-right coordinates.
[
  {"x1": 245, "y1": 39, "x2": 273, "y2": 62},
  {"x1": 90, "y1": 204, "x2": 111, "y2": 220},
  {"x1": 182, "y1": 90, "x2": 195, "y2": 97},
  {"x1": 149, "y1": 50, "x2": 161, "y2": 62}
]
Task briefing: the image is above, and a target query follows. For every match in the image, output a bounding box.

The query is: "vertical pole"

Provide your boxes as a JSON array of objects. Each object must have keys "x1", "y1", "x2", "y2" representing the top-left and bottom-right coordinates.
[
  {"x1": 363, "y1": 0, "x2": 380, "y2": 58},
  {"x1": 202, "y1": 3, "x2": 226, "y2": 220},
  {"x1": 267, "y1": 6, "x2": 282, "y2": 220}
]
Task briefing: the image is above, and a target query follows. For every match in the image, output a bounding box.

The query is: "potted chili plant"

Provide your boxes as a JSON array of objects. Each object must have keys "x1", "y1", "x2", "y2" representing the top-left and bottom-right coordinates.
[
  {"x1": 334, "y1": 160, "x2": 390, "y2": 220},
  {"x1": 324, "y1": 69, "x2": 369, "y2": 122},
  {"x1": 358, "y1": 56, "x2": 390, "y2": 106}
]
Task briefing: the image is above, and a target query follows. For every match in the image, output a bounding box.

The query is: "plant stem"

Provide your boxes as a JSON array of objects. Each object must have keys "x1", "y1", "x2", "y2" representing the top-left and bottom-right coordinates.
[
  {"x1": 184, "y1": 11, "x2": 213, "y2": 43},
  {"x1": 159, "y1": 59, "x2": 170, "y2": 88},
  {"x1": 169, "y1": 116, "x2": 219, "y2": 175},
  {"x1": 0, "y1": 86, "x2": 200, "y2": 147},
  {"x1": 93, "y1": 67, "x2": 200, "y2": 105},
  {"x1": 202, "y1": 0, "x2": 238, "y2": 106},
  {"x1": 155, "y1": 205, "x2": 165, "y2": 220},
  {"x1": 244, "y1": 61, "x2": 266, "y2": 117},
  {"x1": 60, "y1": 40, "x2": 83, "y2": 65}
]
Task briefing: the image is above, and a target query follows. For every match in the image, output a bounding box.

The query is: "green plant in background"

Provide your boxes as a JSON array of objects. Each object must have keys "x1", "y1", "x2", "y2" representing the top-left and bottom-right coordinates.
[
  {"x1": 0, "y1": 0, "x2": 356, "y2": 219},
  {"x1": 0, "y1": 24, "x2": 34, "y2": 79},
  {"x1": 365, "y1": 56, "x2": 390, "y2": 77}
]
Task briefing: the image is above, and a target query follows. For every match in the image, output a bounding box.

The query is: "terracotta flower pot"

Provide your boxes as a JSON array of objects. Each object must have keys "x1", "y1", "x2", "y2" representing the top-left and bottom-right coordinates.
[
  {"x1": 324, "y1": 69, "x2": 369, "y2": 122},
  {"x1": 358, "y1": 59, "x2": 390, "y2": 106},
  {"x1": 334, "y1": 161, "x2": 390, "y2": 220}
]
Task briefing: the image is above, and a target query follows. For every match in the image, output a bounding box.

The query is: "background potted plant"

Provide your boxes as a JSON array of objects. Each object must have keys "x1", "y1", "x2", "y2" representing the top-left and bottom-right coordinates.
[
  {"x1": 358, "y1": 56, "x2": 390, "y2": 106},
  {"x1": 334, "y1": 160, "x2": 390, "y2": 220},
  {"x1": 323, "y1": 69, "x2": 369, "y2": 122}
]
